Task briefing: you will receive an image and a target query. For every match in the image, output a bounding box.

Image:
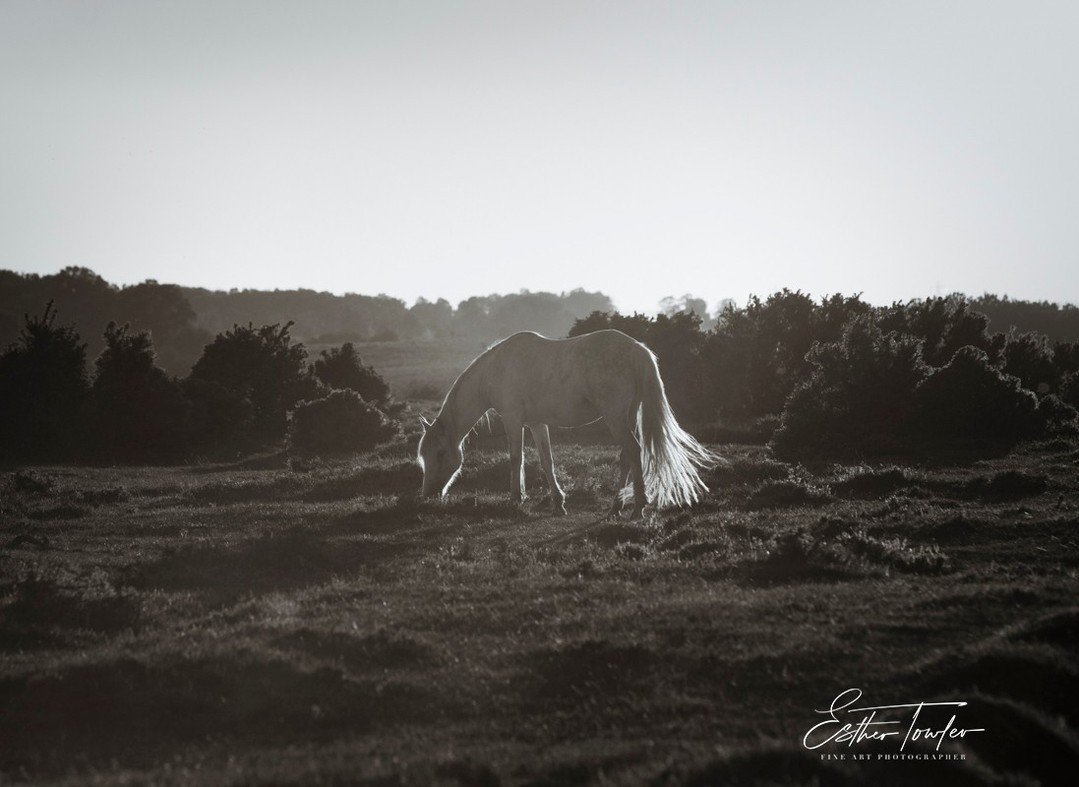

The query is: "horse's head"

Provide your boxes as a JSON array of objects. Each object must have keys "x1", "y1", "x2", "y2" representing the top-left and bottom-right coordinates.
[{"x1": 417, "y1": 416, "x2": 463, "y2": 498}]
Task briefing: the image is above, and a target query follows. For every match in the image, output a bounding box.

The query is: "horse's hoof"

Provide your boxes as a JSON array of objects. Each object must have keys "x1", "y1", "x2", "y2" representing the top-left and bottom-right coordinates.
[{"x1": 552, "y1": 503, "x2": 568, "y2": 516}]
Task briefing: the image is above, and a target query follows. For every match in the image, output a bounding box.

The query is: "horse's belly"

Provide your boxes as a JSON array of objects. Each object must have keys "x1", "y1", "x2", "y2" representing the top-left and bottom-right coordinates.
[{"x1": 521, "y1": 395, "x2": 599, "y2": 428}]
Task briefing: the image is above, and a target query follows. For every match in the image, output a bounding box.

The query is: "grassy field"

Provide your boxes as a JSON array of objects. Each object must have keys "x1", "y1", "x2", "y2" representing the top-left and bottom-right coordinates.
[{"x1": 2, "y1": 422, "x2": 1078, "y2": 785}]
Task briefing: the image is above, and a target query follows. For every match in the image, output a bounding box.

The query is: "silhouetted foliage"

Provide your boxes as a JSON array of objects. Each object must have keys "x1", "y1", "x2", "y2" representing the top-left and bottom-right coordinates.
[
  {"x1": 974, "y1": 294, "x2": 1079, "y2": 342},
  {"x1": 706, "y1": 291, "x2": 872, "y2": 419},
  {"x1": 190, "y1": 323, "x2": 323, "y2": 444},
  {"x1": 1061, "y1": 371, "x2": 1079, "y2": 410},
  {"x1": 1000, "y1": 330, "x2": 1060, "y2": 394},
  {"x1": 287, "y1": 390, "x2": 399, "y2": 455},
  {"x1": 0, "y1": 268, "x2": 210, "y2": 375},
  {"x1": 91, "y1": 323, "x2": 190, "y2": 462},
  {"x1": 180, "y1": 378, "x2": 255, "y2": 457},
  {"x1": 0, "y1": 303, "x2": 90, "y2": 462},
  {"x1": 771, "y1": 316, "x2": 929, "y2": 457},
  {"x1": 877, "y1": 295, "x2": 1000, "y2": 367},
  {"x1": 311, "y1": 343, "x2": 391, "y2": 406},
  {"x1": 90, "y1": 323, "x2": 189, "y2": 464},
  {"x1": 914, "y1": 346, "x2": 1044, "y2": 444}
]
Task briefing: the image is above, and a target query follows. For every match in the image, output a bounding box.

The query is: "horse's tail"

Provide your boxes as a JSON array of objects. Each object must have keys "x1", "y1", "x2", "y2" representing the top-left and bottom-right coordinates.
[{"x1": 635, "y1": 347, "x2": 718, "y2": 508}]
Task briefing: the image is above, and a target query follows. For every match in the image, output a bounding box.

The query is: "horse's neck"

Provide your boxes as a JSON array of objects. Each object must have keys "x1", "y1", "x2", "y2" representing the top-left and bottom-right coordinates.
[{"x1": 439, "y1": 359, "x2": 490, "y2": 442}]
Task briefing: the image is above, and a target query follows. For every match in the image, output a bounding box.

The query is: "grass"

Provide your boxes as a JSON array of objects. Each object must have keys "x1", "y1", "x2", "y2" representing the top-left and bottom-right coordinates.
[{"x1": 1, "y1": 431, "x2": 1078, "y2": 784}]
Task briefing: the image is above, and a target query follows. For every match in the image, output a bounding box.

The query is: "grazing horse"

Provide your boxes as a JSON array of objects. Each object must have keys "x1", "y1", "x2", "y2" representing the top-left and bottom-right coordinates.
[{"x1": 417, "y1": 330, "x2": 716, "y2": 517}]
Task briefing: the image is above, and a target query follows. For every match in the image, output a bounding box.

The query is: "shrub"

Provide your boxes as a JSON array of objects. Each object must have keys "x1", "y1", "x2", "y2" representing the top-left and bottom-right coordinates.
[
  {"x1": 91, "y1": 323, "x2": 189, "y2": 462},
  {"x1": 877, "y1": 295, "x2": 999, "y2": 367},
  {"x1": 311, "y1": 342, "x2": 392, "y2": 407},
  {"x1": 190, "y1": 322, "x2": 322, "y2": 444},
  {"x1": 0, "y1": 302, "x2": 90, "y2": 461},
  {"x1": 914, "y1": 346, "x2": 1040, "y2": 444},
  {"x1": 1001, "y1": 330, "x2": 1059, "y2": 394},
  {"x1": 179, "y1": 378, "x2": 255, "y2": 457},
  {"x1": 771, "y1": 316, "x2": 929, "y2": 457},
  {"x1": 287, "y1": 390, "x2": 399, "y2": 455},
  {"x1": 1060, "y1": 371, "x2": 1079, "y2": 410}
]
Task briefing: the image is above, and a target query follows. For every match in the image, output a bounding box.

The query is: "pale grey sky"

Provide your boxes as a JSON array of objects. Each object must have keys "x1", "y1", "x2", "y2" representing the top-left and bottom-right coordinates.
[{"x1": 1, "y1": 1, "x2": 1077, "y2": 313}]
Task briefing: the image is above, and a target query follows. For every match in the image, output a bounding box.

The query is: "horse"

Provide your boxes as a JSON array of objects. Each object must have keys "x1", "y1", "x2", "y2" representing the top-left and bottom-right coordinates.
[{"x1": 416, "y1": 329, "x2": 717, "y2": 518}]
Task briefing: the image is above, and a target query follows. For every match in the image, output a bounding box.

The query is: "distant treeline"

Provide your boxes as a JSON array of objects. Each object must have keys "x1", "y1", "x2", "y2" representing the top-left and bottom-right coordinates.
[
  {"x1": 0, "y1": 268, "x2": 614, "y2": 374},
  {"x1": 5, "y1": 268, "x2": 1079, "y2": 380}
]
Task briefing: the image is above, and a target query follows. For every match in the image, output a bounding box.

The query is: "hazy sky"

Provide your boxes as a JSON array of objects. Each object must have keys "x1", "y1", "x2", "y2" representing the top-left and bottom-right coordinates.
[{"x1": 2, "y1": 2, "x2": 1077, "y2": 313}]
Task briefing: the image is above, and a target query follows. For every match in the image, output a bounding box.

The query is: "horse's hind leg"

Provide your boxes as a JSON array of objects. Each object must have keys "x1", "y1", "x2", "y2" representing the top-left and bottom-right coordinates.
[
  {"x1": 607, "y1": 448, "x2": 632, "y2": 516},
  {"x1": 527, "y1": 423, "x2": 566, "y2": 515},
  {"x1": 604, "y1": 415, "x2": 647, "y2": 519}
]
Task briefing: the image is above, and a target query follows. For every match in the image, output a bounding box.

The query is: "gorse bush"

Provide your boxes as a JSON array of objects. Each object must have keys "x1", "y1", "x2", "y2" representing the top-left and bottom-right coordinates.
[
  {"x1": 915, "y1": 346, "x2": 1042, "y2": 443},
  {"x1": 190, "y1": 322, "x2": 324, "y2": 444},
  {"x1": 771, "y1": 316, "x2": 929, "y2": 457},
  {"x1": 287, "y1": 389, "x2": 399, "y2": 455},
  {"x1": 0, "y1": 302, "x2": 90, "y2": 462},
  {"x1": 180, "y1": 378, "x2": 255, "y2": 458},
  {"x1": 1000, "y1": 330, "x2": 1060, "y2": 394},
  {"x1": 311, "y1": 342, "x2": 394, "y2": 409},
  {"x1": 92, "y1": 322, "x2": 189, "y2": 462}
]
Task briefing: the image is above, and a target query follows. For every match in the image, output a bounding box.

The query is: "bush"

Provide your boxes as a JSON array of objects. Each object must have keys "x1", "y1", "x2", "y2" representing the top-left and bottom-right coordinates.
[
  {"x1": 1001, "y1": 330, "x2": 1059, "y2": 394},
  {"x1": 772, "y1": 316, "x2": 929, "y2": 457},
  {"x1": 1060, "y1": 371, "x2": 1079, "y2": 410},
  {"x1": 190, "y1": 322, "x2": 323, "y2": 444},
  {"x1": 877, "y1": 295, "x2": 999, "y2": 367},
  {"x1": 311, "y1": 342, "x2": 392, "y2": 406},
  {"x1": 91, "y1": 323, "x2": 189, "y2": 462},
  {"x1": 915, "y1": 346, "x2": 1040, "y2": 444},
  {"x1": 0, "y1": 302, "x2": 90, "y2": 462},
  {"x1": 287, "y1": 390, "x2": 399, "y2": 455},
  {"x1": 179, "y1": 379, "x2": 255, "y2": 458}
]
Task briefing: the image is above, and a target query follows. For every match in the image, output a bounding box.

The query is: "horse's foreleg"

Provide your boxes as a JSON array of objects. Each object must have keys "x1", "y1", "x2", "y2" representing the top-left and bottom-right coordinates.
[
  {"x1": 528, "y1": 423, "x2": 566, "y2": 515},
  {"x1": 504, "y1": 415, "x2": 526, "y2": 503}
]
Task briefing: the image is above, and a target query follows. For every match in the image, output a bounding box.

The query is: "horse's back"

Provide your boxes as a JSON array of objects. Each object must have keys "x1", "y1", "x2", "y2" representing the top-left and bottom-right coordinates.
[{"x1": 480, "y1": 330, "x2": 649, "y2": 425}]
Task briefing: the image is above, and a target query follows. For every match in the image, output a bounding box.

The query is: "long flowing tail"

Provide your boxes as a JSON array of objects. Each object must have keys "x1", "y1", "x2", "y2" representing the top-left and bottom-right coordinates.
[{"x1": 635, "y1": 347, "x2": 719, "y2": 508}]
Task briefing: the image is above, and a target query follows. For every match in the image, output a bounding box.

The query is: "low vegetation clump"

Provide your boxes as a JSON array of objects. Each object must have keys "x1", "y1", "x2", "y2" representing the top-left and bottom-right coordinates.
[
  {"x1": 745, "y1": 479, "x2": 830, "y2": 509},
  {"x1": 829, "y1": 466, "x2": 912, "y2": 498},
  {"x1": 287, "y1": 390, "x2": 399, "y2": 455},
  {"x1": 751, "y1": 523, "x2": 950, "y2": 584}
]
